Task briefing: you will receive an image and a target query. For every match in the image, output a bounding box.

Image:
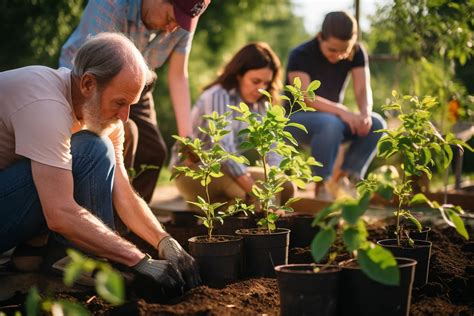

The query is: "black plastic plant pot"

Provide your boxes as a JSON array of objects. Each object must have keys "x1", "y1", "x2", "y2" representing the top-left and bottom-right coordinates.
[
  {"x1": 287, "y1": 214, "x2": 319, "y2": 248},
  {"x1": 377, "y1": 239, "x2": 432, "y2": 286},
  {"x1": 235, "y1": 228, "x2": 290, "y2": 278},
  {"x1": 275, "y1": 264, "x2": 340, "y2": 316},
  {"x1": 188, "y1": 235, "x2": 243, "y2": 288},
  {"x1": 213, "y1": 214, "x2": 257, "y2": 236},
  {"x1": 409, "y1": 226, "x2": 431, "y2": 241},
  {"x1": 339, "y1": 257, "x2": 417, "y2": 316}
]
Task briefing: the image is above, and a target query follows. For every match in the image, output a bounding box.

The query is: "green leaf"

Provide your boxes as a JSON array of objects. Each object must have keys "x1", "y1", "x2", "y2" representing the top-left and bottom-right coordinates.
[
  {"x1": 293, "y1": 76, "x2": 301, "y2": 89},
  {"x1": 239, "y1": 141, "x2": 255, "y2": 150},
  {"x1": 403, "y1": 213, "x2": 422, "y2": 233},
  {"x1": 446, "y1": 210, "x2": 469, "y2": 240},
  {"x1": 343, "y1": 223, "x2": 368, "y2": 252},
  {"x1": 258, "y1": 89, "x2": 272, "y2": 101},
  {"x1": 421, "y1": 148, "x2": 432, "y2": 166},
  {"x1": 239, "y1": 102, "x2": 250, "y2": 113},
  {"x1": 287, "y1": 122, "x2": 308, "y2": 133},
  {"x1": 342, "y1": 200, "x2": 366, "y2": 225},
  {"x1": 410, "y1": 193, "x2": 433, "y2": 208},
  {"x1": 443, "y1": 144, "x2": 453, "y2": 166},
  {"x1": 26, "y1": 287, "x2": 41, "y2": 316},
  {"x1": 313, "y1": 203, "x2": 339, "y2": 225},
  {"x1": 357, "y1": 245, "x2": 400, "y2": 286},
  {"x1": 64, "y1": 262, "x2": 84, "y2": 287},
  {"x1": 306, "y1": 79, "x2": 321, "y2": 92},
  {"x1": 377, "y1": 139, "x2": 395, "y2": 157},
  {"x1": 311, "y1": 227, "x2": 336, "y2": 262}
]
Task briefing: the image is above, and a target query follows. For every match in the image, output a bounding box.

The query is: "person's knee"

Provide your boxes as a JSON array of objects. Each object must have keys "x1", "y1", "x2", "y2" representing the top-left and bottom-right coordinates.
[
  {"x1": 71, "y1": 131, "x2": 115, "y2": 174},
  {"x1": 319, "y1": 114, "x2": 345, "y2": 133}
]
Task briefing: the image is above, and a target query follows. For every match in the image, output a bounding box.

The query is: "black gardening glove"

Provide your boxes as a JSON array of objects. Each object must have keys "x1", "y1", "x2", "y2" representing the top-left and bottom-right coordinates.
[
  {"x1": 132, "y1": 254, "x2": 185, "y2": 294},
  {"x1": 157, "y1": 236, "x2": 201, "y2": 289}
]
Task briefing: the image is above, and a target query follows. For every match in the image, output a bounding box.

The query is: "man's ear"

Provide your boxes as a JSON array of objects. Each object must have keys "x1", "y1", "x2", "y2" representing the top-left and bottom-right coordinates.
[{"x1": 79, "y1": 73, "x2": 97, "y2": 96}]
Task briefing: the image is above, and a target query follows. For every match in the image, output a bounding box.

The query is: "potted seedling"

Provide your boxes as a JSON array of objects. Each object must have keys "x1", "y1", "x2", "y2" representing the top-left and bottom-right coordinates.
[
  {"x1": 374, "y1": 91, "x2": 471, "y2": 286},
  {"x1": 301, "y1": 185, "x2": 416, "y2": 316},
  {"x1": 172, "y1": 111, "x2": 254, "y2": 287},
  {"x1": 229, "y1": 77, "x2": 322, "y2": 277}
]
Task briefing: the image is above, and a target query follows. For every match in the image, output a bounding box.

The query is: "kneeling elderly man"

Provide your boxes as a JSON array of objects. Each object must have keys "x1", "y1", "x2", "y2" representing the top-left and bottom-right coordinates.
[{"x1": 0, "y1": 32, "x2": 199, "y2": 292}]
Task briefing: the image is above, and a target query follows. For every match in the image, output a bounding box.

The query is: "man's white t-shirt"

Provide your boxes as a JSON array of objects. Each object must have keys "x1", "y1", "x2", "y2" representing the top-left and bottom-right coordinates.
[{"x1": 0, "y1": 66, "x2": 124, "y2": 170}]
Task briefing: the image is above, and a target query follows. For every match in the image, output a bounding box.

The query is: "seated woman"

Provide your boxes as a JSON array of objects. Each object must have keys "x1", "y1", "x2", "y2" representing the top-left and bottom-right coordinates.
[
  {"x1": 285, "y1": 11, "x2": 387, "y2": 200},
  {"x1": 170, "y1": 42, "x2": 294, "y2": 207}
]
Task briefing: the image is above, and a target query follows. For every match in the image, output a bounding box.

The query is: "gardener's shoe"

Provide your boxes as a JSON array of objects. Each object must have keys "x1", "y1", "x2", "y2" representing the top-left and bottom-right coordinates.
[
  {"x1": 314, "y1": 182, "x2": 334, "y2": 202},
  {"x1": 325, "y1": 176, "x2": 357, "y2": 200}
]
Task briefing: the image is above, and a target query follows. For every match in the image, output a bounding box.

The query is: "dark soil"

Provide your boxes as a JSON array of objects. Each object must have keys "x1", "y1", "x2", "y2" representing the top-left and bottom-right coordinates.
[{"x1": 1, "y1": 220, "x2": 473, "y2": 315}]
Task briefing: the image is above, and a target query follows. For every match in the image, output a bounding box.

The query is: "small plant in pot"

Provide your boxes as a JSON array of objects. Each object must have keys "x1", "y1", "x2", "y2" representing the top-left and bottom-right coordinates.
[
  {"x1": 303, "y1": 189, "x2": 417, "y2": 316},
  {"x1": 172, "y1": 111, "x2": 254, "y2": 288},
  {"x1": 373, "y1": 91, "x2": 471, "y2": 286},
  {"x1": 229, "y1": 78, "x2": 322, "y2": 277}
]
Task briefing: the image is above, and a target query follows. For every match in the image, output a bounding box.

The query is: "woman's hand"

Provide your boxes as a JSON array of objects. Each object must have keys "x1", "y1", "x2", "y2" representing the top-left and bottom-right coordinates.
[
  {"x1": 338, "y1": 110, "x2": 360, "y2": 135},
  {"x1": 355, "y1": 113, "x2": 372, "y2": 137}
]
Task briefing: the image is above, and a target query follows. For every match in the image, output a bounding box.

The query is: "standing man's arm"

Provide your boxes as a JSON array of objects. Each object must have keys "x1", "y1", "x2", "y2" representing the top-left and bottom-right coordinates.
[{"x1": 168, "y1": 51, "x2": 192, "y2": 137}]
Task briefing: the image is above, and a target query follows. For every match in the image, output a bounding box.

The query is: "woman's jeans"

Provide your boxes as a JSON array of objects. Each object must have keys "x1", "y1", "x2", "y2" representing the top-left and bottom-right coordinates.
[
  {"x1": 287, "y1": 112, "x2": 386, "y2": 180},
  {"x1": 0, "y1": 130, "x2": 116, "y2": 253}
]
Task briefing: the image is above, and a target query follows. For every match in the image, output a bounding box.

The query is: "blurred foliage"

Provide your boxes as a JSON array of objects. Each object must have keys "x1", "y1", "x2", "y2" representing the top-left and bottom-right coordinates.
[
  {"x1": 366, "y1": 0, "x2": 474, "y2": 178},
  {"x1": 369, "y1": 0, "x2": 473, "y2": 64},
  {"x1": 0, "y1": 0, "x2": 85, "y2": 70},
  {"x1": 366, "y1": 0, "x2": 473, "y2": 133}
]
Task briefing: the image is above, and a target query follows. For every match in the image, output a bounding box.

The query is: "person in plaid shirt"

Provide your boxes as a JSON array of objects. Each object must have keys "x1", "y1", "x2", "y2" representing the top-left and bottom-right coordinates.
[{"x1": 60, "y1": 0, "x2": 210, "y2": 203}]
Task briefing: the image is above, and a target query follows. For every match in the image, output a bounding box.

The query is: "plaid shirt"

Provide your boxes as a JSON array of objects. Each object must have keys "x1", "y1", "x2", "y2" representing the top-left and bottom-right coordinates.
[
  {"x1": 170, "y1": 84, "x2": 282, "y2": 178},
  {"x1": 59, "y1": 0, "x2": 193, "y2": 69}
]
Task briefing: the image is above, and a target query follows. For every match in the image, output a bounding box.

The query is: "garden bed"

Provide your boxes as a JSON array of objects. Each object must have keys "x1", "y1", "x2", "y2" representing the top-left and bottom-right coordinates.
[{"x1": 1, "y1": 219, "x2": 472, "y2": 315}]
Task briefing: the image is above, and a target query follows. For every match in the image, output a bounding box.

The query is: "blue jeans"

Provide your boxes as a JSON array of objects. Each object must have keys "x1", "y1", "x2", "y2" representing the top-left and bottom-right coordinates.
[
  {"x1": 0, "y1": 130, "x2": 116, "y2": 252},
  {"x1": 287, "y1": 112, "x2": 386, "y2": 180}
]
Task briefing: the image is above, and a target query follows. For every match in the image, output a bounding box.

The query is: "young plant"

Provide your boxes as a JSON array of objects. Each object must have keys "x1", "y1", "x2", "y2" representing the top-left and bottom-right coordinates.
[
  {"x1": 127, "y1": 164, "x2": 159, "y2": 183},
  {"x1": 311, "y1": 184, "x2": 400, "y2": 285},
  {"x1": 229, "y1": 78, "x2": 322, "y2": 232},
  {"x1": 376, "y1": 91, "x2": 471, "y2": 246},
  {"x1": 20, "y1": 249, "x2": 124, "y2": 316},
  {"x1": 172, "y1": 111, "x2": 253, "y2": 240}
]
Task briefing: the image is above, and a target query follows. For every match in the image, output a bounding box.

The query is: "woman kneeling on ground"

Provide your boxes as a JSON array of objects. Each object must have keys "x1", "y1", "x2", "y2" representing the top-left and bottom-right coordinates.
[{"x1": 170, "y1": 42, "x2": 294, "y2": 208}]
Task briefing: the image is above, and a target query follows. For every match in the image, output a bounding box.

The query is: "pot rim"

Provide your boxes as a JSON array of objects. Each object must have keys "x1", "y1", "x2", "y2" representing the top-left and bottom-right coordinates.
[
  {"x1": 339, "y1": 257, "x2": 417, "y2": 269},
  {"x1": 188, "y1": 235, "x2": 243, "y2": 244},
  {"x1": 235, "y1": 227, "x2": 291, "y2": 235},
  {"x1": 377, "y1": 238, "x2": 432, "y2": 248},
  {"x1": 275, "y1": 263, "x2": 341, "y2": 274}
]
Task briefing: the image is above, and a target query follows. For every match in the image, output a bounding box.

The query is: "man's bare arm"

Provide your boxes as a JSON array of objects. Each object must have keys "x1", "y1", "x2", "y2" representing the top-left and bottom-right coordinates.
[
  {"x1": 31, "y1": 161, "x2": 144, "y2": 266},
  {"x1": 112, "y1": 162, "x2": 169, "y2": 249}
]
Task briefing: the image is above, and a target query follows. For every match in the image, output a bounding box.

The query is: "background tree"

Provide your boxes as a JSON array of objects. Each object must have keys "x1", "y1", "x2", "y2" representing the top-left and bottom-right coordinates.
[
  {"x1": 367, "y1": 0, "x2": 473, "y2": 132},
  {"x1": 0, "y1": 0, "x2": 85, "y2": 70}
]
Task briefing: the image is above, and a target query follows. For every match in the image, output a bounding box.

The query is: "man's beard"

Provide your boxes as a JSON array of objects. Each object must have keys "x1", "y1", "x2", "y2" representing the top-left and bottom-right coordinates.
[{"x1": 82, "y1": 90, "x2": 120, "y2": 136}]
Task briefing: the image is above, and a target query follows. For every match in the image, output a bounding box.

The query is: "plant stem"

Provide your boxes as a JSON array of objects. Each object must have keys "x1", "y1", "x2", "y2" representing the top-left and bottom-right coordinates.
[
  {"x1": 205, "y1": 171, "x2": 213, "y2": 240},
  {"x1": 261, "y1": 154, "x2": 272, "y2": 233},
  {"x1": 396, "y1": 171, "x2": 406, "y2": 246}
]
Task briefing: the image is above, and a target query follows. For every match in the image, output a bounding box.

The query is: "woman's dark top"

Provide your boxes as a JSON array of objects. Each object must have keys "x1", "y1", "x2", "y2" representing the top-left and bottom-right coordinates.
[{"x1": 285, "y1": 38, "x2": 367, "y2": 109}]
